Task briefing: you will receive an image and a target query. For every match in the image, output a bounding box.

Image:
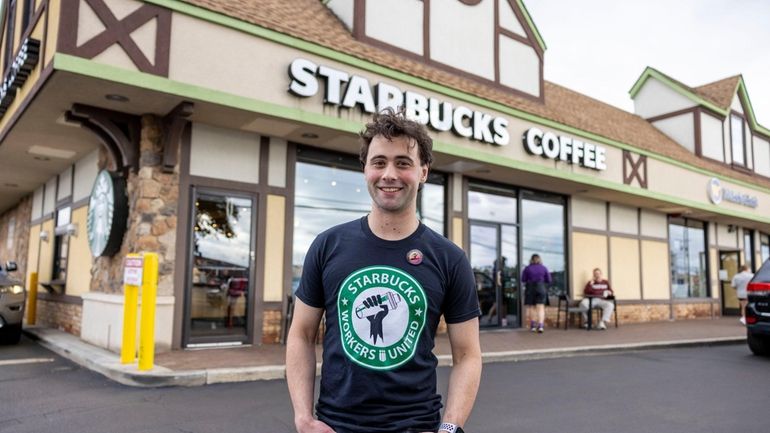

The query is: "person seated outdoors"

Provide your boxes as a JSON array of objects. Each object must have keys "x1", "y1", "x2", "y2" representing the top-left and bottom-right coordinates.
[{"x1": 580, "y1": 268, "x2": 614, "y2": 330}]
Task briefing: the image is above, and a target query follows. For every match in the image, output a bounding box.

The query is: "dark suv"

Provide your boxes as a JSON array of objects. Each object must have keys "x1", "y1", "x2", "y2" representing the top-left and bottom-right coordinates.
[{"x1": 746, "y1": 259, "x2": 770, "y2": 356}]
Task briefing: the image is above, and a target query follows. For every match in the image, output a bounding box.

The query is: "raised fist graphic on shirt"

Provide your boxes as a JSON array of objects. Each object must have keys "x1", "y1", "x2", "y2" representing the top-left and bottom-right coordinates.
[{"x1": 361, "y1": 294, "x2": 389, "y2": 344}]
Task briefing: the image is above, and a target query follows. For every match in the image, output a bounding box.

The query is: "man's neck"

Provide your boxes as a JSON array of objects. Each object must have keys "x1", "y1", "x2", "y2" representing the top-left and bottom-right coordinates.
[{"x1": 368, "y1": 208, "x2": 419, "y2": 241}]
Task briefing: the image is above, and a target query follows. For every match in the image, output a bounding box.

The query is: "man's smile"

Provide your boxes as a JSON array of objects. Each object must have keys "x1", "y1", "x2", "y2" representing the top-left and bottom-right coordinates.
[{"x1": 378, "y1": 186, "x2": 403, "y2": 192}]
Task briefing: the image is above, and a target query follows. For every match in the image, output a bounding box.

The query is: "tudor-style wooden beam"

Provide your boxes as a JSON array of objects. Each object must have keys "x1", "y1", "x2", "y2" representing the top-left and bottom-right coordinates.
[
  {"x1": 66, "y1": 104, "x2": 141, "y2": 173},
  {"x1": 161, "y1": 101, "x2": 194, "y2": 173}
]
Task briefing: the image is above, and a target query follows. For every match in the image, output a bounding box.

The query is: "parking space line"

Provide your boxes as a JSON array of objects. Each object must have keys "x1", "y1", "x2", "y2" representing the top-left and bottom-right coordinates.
[{"x1": 0, "y1": 358, "x2": 55, "y2": 366}]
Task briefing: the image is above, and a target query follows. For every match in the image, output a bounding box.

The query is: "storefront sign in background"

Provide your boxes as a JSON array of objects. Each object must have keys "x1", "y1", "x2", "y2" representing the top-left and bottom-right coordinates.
[
  {"x1": 287, "y1": 58, "x2": 510, "y2": 146},
  {"x1": 707, "y1": 178, "x2": 758, "y2": 208}
]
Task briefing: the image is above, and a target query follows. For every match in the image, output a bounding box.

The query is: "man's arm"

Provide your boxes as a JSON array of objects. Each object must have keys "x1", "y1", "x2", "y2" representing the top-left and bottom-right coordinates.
[
  {"x1": 440, "y1": 318, "x2": 482, "y2": 432},
  {"x1": 286, "y1": 298, "x2": 334, "y2": 433}
]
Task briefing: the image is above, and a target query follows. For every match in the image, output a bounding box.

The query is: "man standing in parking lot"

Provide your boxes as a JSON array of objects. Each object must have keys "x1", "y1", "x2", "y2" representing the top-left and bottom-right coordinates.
[
  {"x1": 286, "y1": 109, "x2": 482, "y2": 433},
  {"x1": 732, "y1": 265, "x2": 754, "y2": 325}
]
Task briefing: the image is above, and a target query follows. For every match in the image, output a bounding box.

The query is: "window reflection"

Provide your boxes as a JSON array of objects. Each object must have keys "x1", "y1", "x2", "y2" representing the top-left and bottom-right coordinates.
[
  {"x1": 744, "y1": 230, "x2": 754, "y2": 272},
  {"x1": 418, "y1": 181, "x2": 445, "y2": 234},
  {"x1": 761, "y1": 233, "x2": 770, "y2": 264},
  {"x1": 669, "y1": 218, "x2": 708, "y2": 298},
  {"x1": 522, "y1": 197, "x2": 566, "y2": 296},
  {"x1": 468, "y1": 190, "x2": 516, "y2": 224}
]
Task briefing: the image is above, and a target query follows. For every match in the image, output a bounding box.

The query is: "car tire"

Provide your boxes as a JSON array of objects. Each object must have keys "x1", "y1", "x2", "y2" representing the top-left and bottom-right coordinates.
[
  {"x1": 747, "y1": 330, "x2": 770, "y2": 357},
  {"x1": 0, "y1": 324, "x2": 22, "y2": 345}
]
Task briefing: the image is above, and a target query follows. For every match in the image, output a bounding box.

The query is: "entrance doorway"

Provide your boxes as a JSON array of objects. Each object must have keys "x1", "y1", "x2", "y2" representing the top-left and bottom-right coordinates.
[
  {"x1": 468, "y1": 187, "x2": 519, "y2": 328},
  {"x1": 720, "y1": 250, "x2": 740, "y2": 316},
  {"x1": 184, "y1": 188, "x2": 257, "y2": 346},
  {"x1": 471, "y1": 222, "x2": 519, "y2": 327}
]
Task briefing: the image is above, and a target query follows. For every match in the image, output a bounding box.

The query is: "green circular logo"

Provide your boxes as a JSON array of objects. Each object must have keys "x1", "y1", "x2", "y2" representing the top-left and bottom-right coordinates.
[{"x1": 337, "y1": 266, "x2": 428, "y2": 370}]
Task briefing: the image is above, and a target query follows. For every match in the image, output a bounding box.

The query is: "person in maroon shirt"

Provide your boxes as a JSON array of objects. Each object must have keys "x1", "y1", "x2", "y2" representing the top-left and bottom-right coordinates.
[{"x1": 580, "y1": 268, "x2": 614, "y2": 330}]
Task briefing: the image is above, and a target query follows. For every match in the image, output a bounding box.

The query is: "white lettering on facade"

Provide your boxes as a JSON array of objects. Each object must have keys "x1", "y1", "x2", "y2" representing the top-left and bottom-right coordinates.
[
  {"x1": 523, "y1": 127, "x2": 607, "y2": 171},
  {"x1": 287, "y1": 58, "x2": 510, "y2": 146}
]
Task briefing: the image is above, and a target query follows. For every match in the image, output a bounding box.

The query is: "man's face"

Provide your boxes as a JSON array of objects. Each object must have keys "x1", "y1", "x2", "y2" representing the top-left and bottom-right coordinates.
[
  {"x1": 593, "y1": 269, "x2": 602, "y2": 280},
  {"x1": 364, "y1": 134, "x2": 428, "y2": 215}
]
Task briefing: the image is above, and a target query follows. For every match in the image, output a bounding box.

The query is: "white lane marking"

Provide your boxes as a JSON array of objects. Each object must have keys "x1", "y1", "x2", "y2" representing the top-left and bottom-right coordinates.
[{"x1": 0, "y1": 358, "x2": 55, "y2": 366}]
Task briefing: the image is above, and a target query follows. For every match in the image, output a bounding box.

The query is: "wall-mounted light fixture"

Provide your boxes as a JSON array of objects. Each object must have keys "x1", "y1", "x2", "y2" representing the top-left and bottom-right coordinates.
[
  {"x1": 53, "y1": 223, "x2": 79, "y2": 237},
  {"x1": 727, "y1": 224, "x2": 736, "y2": 233},
  {"x1": 39, "y1": 230, "x2": 50, "y2": 242}
]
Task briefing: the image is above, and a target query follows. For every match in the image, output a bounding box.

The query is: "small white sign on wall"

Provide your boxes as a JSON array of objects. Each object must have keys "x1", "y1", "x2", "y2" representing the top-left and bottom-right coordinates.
[
  {"x1": 124, "y1": 256, "x2": 144, "y2": 286},
  {"x1": 718, "y1": 269, "x2": 728, "y2": 281}
]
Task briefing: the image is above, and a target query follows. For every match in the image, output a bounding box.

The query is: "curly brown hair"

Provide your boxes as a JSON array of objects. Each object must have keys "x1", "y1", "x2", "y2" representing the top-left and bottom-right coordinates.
[{"x1": 359, "y1": 108, "x2": 434, "y2": 169}]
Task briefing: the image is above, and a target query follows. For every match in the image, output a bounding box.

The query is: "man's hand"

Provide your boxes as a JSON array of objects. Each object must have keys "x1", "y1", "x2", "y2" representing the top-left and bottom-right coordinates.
[{"x1": 295, "y1": 415, "x2": 335, "y2": 433}]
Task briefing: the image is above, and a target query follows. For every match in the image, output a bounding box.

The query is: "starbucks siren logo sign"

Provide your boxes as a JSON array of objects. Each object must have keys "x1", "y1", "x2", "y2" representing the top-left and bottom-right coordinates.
[{"x1": 337, "y1": 266, "x2": 428, "y2": 370}]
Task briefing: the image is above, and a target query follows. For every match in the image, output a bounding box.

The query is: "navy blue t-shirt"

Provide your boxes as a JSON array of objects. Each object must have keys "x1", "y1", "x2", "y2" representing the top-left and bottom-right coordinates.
[{"x1": 295, "y1": 216, "x2": 480, "y2": 433}]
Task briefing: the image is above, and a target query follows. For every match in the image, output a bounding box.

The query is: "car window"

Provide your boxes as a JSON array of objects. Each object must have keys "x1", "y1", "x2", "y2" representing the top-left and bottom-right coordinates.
[{"x1": 753, "y1": 259, "x2": 770, "y2": 282}]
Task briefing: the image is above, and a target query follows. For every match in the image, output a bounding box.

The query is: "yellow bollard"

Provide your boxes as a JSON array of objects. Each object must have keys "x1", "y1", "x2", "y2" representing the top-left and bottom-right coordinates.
[
  {"x1": 121, "y1": 254, "x2": 142, "y2": 364},
  {"x1": 138, "y1": 253, "x2": 158, "y2": 371},
  {"x1": 27, "y1": 272, "x2": 38, "y2": 325}
]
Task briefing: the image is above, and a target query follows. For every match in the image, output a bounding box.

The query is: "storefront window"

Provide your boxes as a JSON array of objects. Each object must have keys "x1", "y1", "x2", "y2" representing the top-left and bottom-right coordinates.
[
  {"x1": 730, "y1": 114, "x2": 746, "y2": 166},
  {"x1": 292, "y1": 147, "x2": 446, "y2": 291},
  {"x1": 521, "y1": 192, "x2": 566, "y2": 296},
  {"x1": 418, "y1": 175, "x2": 446, "y2": 235},
  {"x1": 761, "y1": 233, "x2": 770, "y2": 264},
  {"x1": 52, "y1": 206, "x2": 72, "y2": 283},
  {"x1": 669, "y1": 218, "x2": 708, "y2": 298},
  {"x1": 744, "y1": 230, "x2": 755, "y2": 271}
]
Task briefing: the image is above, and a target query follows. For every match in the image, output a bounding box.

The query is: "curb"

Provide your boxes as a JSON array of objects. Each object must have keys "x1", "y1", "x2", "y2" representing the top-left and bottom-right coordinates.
[{"x1": 24, "y1": 327, "x2": 745, "y2": 387}]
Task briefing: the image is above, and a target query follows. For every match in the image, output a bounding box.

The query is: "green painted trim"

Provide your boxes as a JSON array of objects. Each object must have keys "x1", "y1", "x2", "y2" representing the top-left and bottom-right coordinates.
[
  {"x1": 435, "y1": 140, "x2": 770, "y2": 225},
  {"x1": 515, "y1": 0, "x2": 547, "y2": 52},
  {"x1": 54, "y1": 51, "x2": 770, "y2": 201},
  {"x1": 53, "y1": 54, "x2": 363, "y2": 135},
  {"x1": 137, "y1": 1, "x2": 770, "y2": 193},
  {"x1": 736, "y1": 80, "x2": 770, "y2": 136},
  {"x1": 52, "y1": 54, "x2": 770, "y2": 223}
]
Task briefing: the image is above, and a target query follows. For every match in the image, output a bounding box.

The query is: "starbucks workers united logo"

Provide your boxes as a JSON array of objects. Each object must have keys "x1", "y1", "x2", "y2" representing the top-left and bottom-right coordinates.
[{"x1": 337, "y1": 266, "x2": 428, "y2": 370}]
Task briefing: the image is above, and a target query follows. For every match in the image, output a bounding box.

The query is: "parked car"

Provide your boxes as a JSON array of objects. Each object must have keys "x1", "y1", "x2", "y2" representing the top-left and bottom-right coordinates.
[
  {"x1": 746, "y1": 259, "x2": 770, "y2": 356},
  {"x1": 0, "y1": 261, "x2": 25, "y2": 344}
]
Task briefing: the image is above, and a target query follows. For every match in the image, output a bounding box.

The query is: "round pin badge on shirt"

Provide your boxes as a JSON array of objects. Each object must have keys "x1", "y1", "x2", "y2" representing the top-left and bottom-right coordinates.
[{"x1": 407, "y1": 249, "x2": 423, "y2": 265}]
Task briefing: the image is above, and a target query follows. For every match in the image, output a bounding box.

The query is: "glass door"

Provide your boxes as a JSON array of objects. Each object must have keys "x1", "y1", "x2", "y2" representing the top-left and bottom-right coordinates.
[
  {"x1": 471, "y1": 222, "x2": 499, "y2": 327},
  {"x1": 468, "y1": 185, "x2": 520, "y2": 328},
  {"x1": 720, "y1": 251, "x2": 740, "y2": 316},
  {"x1": 185, "y1": 189, "x2": 256, "y2": 345}
]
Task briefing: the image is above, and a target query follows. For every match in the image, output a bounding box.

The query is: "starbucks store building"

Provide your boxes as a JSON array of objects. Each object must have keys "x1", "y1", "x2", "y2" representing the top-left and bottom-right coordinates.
[{"x1": 1, "y1": 0, "x2": 769, "y2": 351}]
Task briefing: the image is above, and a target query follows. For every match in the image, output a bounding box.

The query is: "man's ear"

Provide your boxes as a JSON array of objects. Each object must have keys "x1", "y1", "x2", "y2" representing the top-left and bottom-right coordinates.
[{"x1": 421, "y1": 164, "x2": 430, "y2": 183}]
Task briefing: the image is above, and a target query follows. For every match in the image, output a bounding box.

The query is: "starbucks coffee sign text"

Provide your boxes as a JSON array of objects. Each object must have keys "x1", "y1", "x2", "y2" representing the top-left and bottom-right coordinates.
[
  {"x1": 288, "y1": 58, "x2": 510, "y2": 146},
  {"x1": 523, "y1": 127, "x2": 607, "y2": 171}
]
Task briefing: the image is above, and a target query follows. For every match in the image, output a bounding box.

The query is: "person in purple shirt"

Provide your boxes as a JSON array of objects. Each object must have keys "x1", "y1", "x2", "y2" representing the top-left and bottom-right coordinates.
[{"x1": 521, "y1": 254, "x2": 552, "y2": 333}]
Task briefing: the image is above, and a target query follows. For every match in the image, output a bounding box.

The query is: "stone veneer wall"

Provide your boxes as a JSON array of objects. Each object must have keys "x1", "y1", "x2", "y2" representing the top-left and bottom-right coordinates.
[
  {"x1": 36, "y1": 299, "x2": 82, "y2": 336},
  {"x1": 673, "y1": 302, "x2": 716, "y2": 319},
  {"x1": 262, "y1": 308, "x2": 281, "y2": 343},
  {"x1": 544, "y1": 302, "x2": 716, "y2": 328},
  {"x1": 89, "y1": 115, "x2": 179, "y2": 297},
  {"x1": 0, "y1": 195, "x2": 31, "y2": 283}
]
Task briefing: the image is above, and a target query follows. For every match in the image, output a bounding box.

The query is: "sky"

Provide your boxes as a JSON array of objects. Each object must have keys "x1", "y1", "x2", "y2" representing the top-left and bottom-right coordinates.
[{"x1": 525, "y1": 0, "x2": 770, "y2": 126}]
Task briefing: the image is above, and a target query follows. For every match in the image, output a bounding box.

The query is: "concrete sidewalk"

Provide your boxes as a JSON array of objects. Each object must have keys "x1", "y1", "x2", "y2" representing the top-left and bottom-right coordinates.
[{"x1": 23, "y1": 317, "x2": 747, "y2": 388}]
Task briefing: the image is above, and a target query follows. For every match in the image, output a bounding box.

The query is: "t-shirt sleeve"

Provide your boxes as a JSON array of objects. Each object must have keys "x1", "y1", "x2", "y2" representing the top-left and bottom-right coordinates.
[
  {"x1": 443, "y1": 255, "x2": 482, "y2": 324},
  {"x1": 294, "y1": 236, "x2": 325, "y2": 308}
]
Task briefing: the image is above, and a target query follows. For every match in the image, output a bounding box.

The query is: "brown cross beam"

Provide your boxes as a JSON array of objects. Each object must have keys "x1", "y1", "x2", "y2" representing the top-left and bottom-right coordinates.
[
  {"x1": 623, "y1": 150, "x2": 647, "y2": 188},
  {"x1": 59, "y1": 0, "x2": 171, "y2": 76}
]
